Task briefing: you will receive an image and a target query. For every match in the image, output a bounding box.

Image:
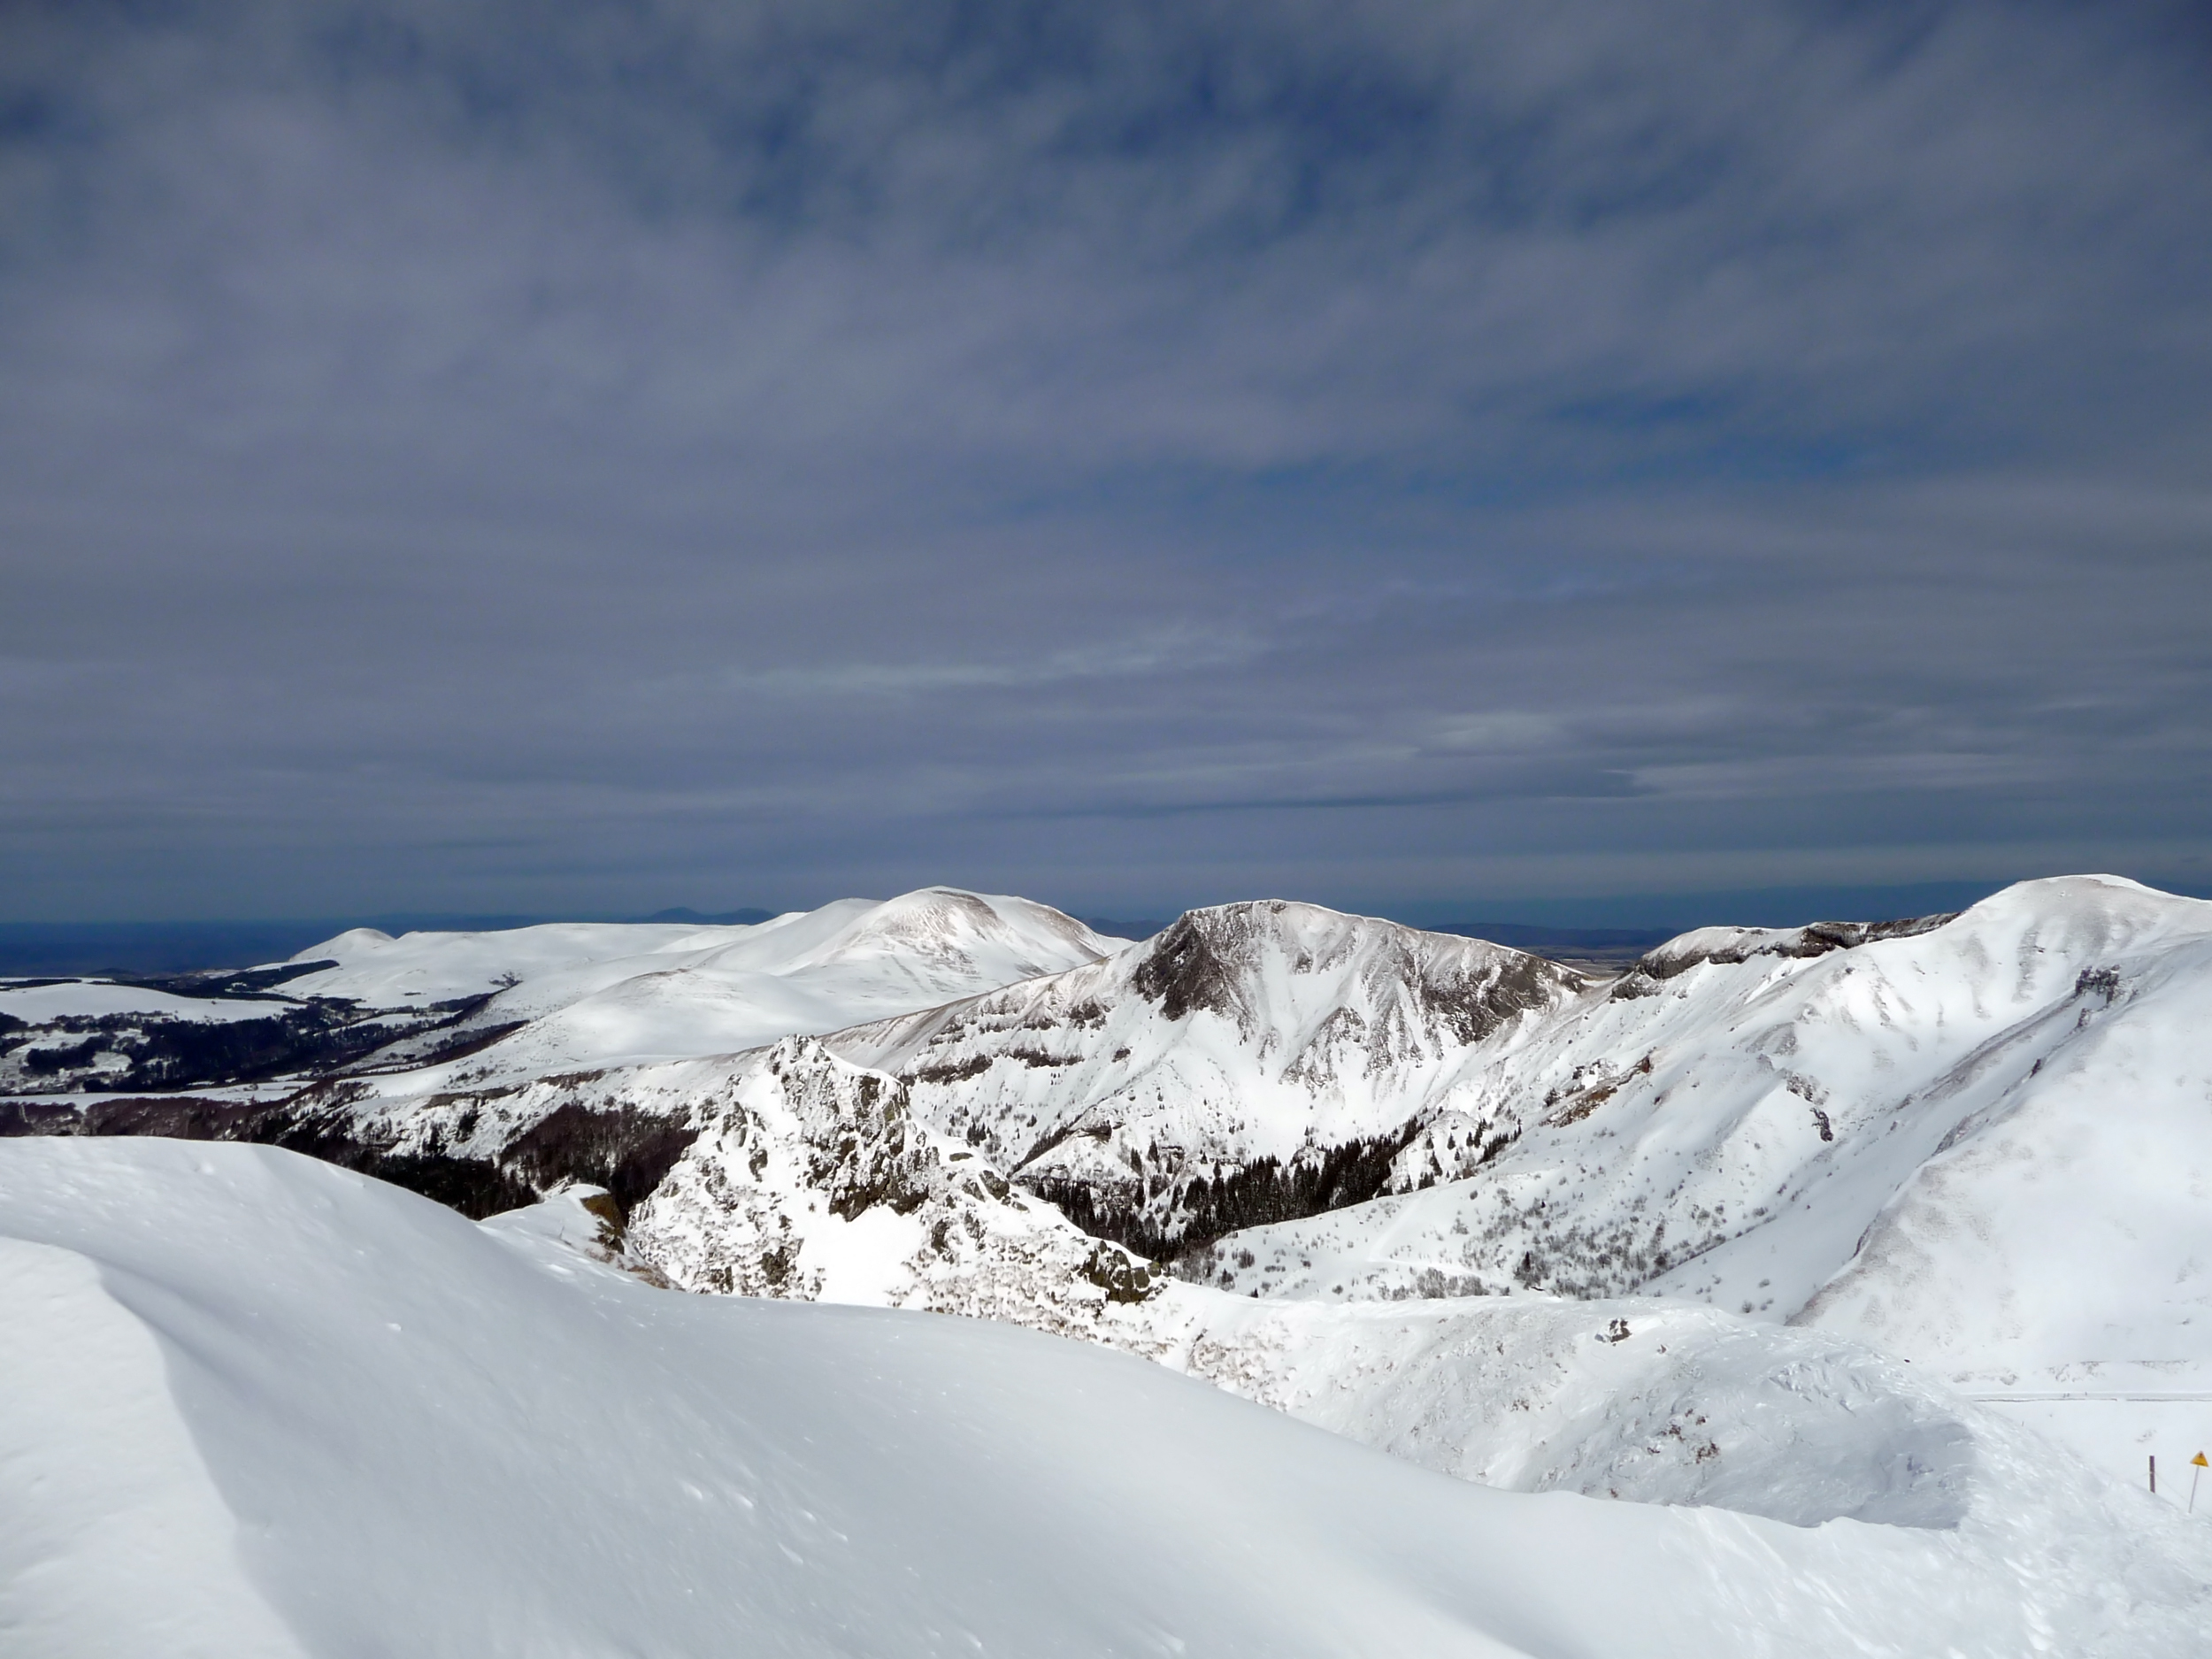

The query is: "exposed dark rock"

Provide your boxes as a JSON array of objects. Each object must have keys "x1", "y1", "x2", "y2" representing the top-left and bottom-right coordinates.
[
  {"x1": 1613, "y1": 912, "x2": 1958, "y2": 999},
  {"x1": 500, "y1": 1103, "x2": 701, "y2": 1213},
  {"x1": 1130, "y1": 911, "x2": 1243, "y2": 1022},
  {"x1": 1079, "y1": 1241, "x2": 1163, "y2": 1304},
  {"x1": 1417, "y1": 949, "x2": 1573, "y2": 1045}
]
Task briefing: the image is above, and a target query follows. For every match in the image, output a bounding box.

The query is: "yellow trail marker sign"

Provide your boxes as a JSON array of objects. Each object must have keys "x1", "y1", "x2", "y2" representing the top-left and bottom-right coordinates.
[{"x1": 2193, "y1": 1453, "x2": 2209, "y2": 1467}]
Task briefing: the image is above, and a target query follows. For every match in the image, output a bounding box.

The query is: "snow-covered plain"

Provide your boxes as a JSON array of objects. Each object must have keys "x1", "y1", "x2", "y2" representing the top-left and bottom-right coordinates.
[
  {"x1": 6, "y1": 1134, "x2": 2208, "y2": 1658},
  {"x1": 0, "y1": 979, "x2": 288, "y2": 1023}
]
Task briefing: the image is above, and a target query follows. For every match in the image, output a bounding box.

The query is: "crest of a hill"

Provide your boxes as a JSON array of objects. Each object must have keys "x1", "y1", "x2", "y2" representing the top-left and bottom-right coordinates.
[
  {"x1": 280, "y1": 885, "x2": 1120, "y2": 1076},
  {"x1": 827, "y1": 900, "x2": 1587, "y2": 1256},
  {"x1": 0, "y1": 887, "x2": 1118, "y2": 1097},
  {"x1": 8, "y1": 1134, "x2": 2208, "y2": 1658}
]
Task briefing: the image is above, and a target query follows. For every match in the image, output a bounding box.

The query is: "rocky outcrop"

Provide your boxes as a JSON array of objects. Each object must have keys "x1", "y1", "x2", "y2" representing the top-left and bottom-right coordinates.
[{"x1": 626, "y1": 1038, "x2": 1163, "y2": 1333}]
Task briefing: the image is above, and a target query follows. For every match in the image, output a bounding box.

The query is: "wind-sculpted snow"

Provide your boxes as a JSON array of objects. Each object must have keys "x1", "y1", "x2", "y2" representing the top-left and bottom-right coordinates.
[
  {"x1": 8, "y1": 1136, "x2": 2208, "y2": 1658},
  {"x1": 828, "y1": 901, "x2": 1585, "y2": 1257}
]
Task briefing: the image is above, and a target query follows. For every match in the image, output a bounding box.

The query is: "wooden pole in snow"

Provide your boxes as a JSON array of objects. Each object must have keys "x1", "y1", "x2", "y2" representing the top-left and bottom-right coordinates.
[{"x1": 2191, "y1": 1452, "x2": 2207, "y2": 1515}]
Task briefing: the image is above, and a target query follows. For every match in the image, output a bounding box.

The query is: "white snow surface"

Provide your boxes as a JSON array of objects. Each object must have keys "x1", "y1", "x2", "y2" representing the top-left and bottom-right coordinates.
[
  {"x1": 232, "y1": 876, "x2": 2212, "y2": 1500},
  {"x1": 1200, "y1": 879, "x2": 2212, "y2": 1334},
  {"x1": 7, "y1": 1134, "x2": 2208, "y2": 1658},
  {"x1": 287, "y1": 887, "x2": 1121, "y2": 1078},
  {"x1": 0, "y1": 979, "x2": 289, "y2": 1022},
  {"x1": 1176, "y1": 876, "x2": 2212, "y2": 1487}
]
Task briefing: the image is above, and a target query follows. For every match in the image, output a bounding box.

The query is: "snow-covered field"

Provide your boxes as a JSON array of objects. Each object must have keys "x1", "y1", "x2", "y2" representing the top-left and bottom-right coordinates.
[
  {"x1": 1177, "y1": 877, "x2": 2212, "y2": 1486},
  {"x1": 0, "y1": 980, "x2": 292, "y2": 1023},
  {"x1": 6, "y1": 1135, "x2": 2208, "y2": 1657}
]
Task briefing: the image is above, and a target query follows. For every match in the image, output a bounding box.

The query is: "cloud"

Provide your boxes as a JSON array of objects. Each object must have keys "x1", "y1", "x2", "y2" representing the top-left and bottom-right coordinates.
[{"x1": 0, "y1": 1, "x2": 2208, "y2": 918}]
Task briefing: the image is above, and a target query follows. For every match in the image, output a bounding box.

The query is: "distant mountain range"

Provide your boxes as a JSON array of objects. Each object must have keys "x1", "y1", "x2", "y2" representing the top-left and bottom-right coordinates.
[
  {"x1": 0, "y1": 912, "x2": 1727, "y2": 979},
  {"x1": 11, "y1": 877, "x2": 2212, "y2": 1651},
  {"x1": 6, "y1": 876, "x2": 2211, "y2": 1541}
]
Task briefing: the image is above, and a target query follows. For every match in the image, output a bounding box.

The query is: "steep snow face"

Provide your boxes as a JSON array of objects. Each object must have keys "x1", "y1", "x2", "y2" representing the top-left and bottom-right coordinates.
[
  {"x1": 1796, "y1": 910, "x2": 2212, "y2": 1385},
  {"x1": 11, "y1": 1136, "x2": 2211, "y2": 1659},
  {"x1": 1193, "y1": 879, "x2": 2212, "y2": 1399},
  {"x1": 282, "y1": 887, "x2": 1119, "y2": 1079},
  {"x1": 829, "y1": 901, "x2": 1585, "y2": 1256}
]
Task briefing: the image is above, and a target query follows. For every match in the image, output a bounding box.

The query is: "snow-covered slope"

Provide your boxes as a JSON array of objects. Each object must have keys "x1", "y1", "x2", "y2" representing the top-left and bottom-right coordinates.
[
  {"x1": 0, "y1": 888, "x2": 1122, "y2": 1097},
  {"x1": 1179, "y1": 878, "x2": 2212, "y2": 1475},
  {"x1": 288, "y1": 887, "x2": 1122, "y2": 1077},
  {"x1": 828, "y1": 901, "x2": 1586, "y2": 1255},
  {"x1": 7, "y1": 1134, "x2": 2208, "y2": 1658}
]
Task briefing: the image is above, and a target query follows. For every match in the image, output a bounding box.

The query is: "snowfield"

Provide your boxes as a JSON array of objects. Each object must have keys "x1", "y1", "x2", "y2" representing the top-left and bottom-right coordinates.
[
  {"x1": 0, "y1": 980, "x2": 294, "y2": 1023},
  {"x1": 5, "y1": 1134, "x2": 2208, "y2": 1658}
]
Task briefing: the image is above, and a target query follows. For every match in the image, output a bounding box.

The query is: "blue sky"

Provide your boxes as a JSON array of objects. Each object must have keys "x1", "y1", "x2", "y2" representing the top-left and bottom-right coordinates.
[{"x1": 4, "y1": 1, "x2": 2209, "y2": 923}]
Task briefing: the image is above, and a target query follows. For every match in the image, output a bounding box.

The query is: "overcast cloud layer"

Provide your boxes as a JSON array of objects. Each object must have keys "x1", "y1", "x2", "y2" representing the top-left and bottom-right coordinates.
[{"x1": 4, "y1": 0, "x2": 2208, "y2": 922}]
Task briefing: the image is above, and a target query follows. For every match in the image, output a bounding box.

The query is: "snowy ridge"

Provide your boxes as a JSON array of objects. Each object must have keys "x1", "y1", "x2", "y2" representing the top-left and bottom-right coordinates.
[
  {"x1": 828, "y1": 900, "x2": 1586, "y2": 1256},
  {"x1": 0, "y1": 887, "x2": 1120, "y2": 1097},
  {"x1": 1187, "y1": 879, "x2": 2212, "y2": 1420}
]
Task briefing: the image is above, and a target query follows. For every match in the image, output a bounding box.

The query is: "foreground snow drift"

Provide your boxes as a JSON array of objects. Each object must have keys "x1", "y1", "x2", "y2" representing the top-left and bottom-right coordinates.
[{"x1": 7, "y1": 1139, "x2": 2210, "y2": 1658}]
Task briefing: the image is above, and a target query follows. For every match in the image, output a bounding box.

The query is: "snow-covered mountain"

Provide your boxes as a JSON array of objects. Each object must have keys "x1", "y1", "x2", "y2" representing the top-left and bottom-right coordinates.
[
  {"x1": 9, "y1": 1134, "x2": 2208, "y2": 1657},
  {"x1": 1176, "y1": 876, "x2": 2212, "y2": 1482},
  {"x1": 0, "y1": 886, "x2": 1118, "y2": 1098},
  {"x1": 11, "y1": 873, "x2": 2212, "y2": 1530},
  {"x1": 283, "y1": 885, "x2": 1123, "y2": 1078},
  {"x1": 828, "y1": 900, "x2": 1586, "y2": 1256}
]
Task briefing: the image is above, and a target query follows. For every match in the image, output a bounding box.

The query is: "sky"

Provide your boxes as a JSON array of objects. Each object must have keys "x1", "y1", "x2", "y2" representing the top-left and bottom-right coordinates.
[{"x1": 4, "y1": 0, "x2": 2209, "y2": 926}]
